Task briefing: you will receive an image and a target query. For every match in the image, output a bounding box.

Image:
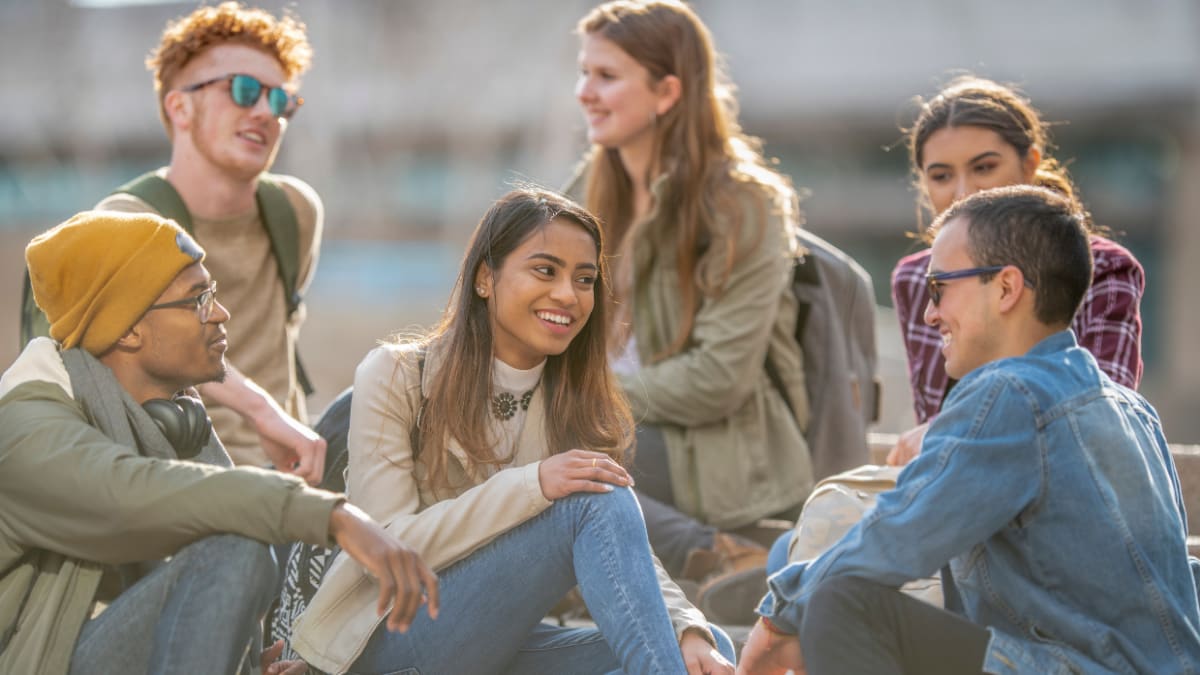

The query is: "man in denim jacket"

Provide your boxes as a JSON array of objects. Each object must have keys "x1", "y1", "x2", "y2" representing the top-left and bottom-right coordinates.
[{"x1": 739, "y1": 186, "x2": 1200, "y2": 675}]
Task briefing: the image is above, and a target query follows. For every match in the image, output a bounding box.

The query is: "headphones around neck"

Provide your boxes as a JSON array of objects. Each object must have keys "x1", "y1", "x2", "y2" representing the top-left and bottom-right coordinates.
[{"x1": 142, "y1": 395, "x2": 212, "y2": 460}]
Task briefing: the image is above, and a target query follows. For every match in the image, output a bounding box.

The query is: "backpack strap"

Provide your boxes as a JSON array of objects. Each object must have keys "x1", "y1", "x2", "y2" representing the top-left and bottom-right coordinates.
[
  {"x1": 255, "y1": 174, "x2": 302, "y2": 318},
  {"x1": 117, "y1": 171, "x2": 314, "y2": 396},
  {"x1": 764, "y1": 248, "x2": 821, "y2": 423},
  {"x1": 113, "y1": 171, "x2": 195, "y2": 234},
  {"x1": 791, "y1": 246, "x2": 822, "y2": 342},
  {"x1": 255, "y1": 174, "x2": 314, "y2": 396},
  {"x1": 19, "y1": 271, "x2": 49, "y2": 346}
]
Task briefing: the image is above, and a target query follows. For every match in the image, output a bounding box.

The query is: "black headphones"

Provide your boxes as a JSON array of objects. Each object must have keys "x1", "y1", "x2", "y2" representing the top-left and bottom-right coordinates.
[{"x1": 142, "y1": 395, "x2": 212, "y2": 460}]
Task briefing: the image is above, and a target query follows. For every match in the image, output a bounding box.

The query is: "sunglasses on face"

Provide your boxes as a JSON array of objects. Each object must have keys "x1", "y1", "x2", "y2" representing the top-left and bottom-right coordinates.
[
  {"x1": 147, "y1": 282, "x2": 219, "y2": 323},
  {"x1": 924, "y1": 266, "x2": 1006, "y2": 307},
  {"x1": 180, "y1": 73, "x2": 303, "y2": 119}
]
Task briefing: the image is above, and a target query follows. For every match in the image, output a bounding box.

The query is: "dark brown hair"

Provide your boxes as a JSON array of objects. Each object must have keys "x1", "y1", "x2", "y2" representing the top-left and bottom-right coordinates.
[
  {"x1": 413, "y1": 187, "x2": 634, "y2": 489},
  {"x1": 907, "y1": 75, "x2": 1089, "y2": 238},
  {"x1": 936, "y1": 185, "x2": 1093, "y2": 327}
]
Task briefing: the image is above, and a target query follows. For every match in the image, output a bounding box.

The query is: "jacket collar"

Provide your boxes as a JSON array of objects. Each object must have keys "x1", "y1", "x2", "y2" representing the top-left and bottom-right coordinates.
[
  {"x1": 419, "y1": 338, "x2": 550, "y2": 482},
  {"x1": 0, "y1": 337, "x2": 72, "y2": 402}
]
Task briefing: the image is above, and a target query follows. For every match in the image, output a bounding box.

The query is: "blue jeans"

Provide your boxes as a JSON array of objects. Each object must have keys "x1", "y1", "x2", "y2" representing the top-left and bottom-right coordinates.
[
  {"x1": 69, "y1": 534, "x2": 278, "y2": 675},
  {"x1": 350, "y1": 487, "x2": 735, "y2": 674}
]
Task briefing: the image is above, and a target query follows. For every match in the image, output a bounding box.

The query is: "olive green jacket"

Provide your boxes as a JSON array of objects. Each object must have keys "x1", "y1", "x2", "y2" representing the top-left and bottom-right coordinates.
[
  {"x1": 0, "y1": 339, "x2": 341, "y2": 675},
  {"x1": 568, "y1": 170, "x2": 814, "y2": 528}
]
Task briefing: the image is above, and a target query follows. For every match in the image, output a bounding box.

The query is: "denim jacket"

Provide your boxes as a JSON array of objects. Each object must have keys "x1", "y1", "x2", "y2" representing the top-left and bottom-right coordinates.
[{"x1": 760, "y1": 331, "x2": 1200, "y2": 674}]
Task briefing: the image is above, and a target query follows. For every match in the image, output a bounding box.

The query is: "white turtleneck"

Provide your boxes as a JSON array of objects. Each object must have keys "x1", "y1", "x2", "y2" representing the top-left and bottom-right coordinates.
[{"x1": 490, "y1": 357, "x2": 545, "y2": 466}]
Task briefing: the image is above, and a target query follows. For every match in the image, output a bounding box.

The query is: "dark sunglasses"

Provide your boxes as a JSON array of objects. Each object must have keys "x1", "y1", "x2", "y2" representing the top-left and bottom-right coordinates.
[
  {"x1": 925, "y1": 266, "x2": 1007, "y2": 307},
  {"x1": 147, "y1": 282, "x2": 219, "y2": 323},
  {"x1": 180, "y1": 74, "x2": 303, "y2": 119}
]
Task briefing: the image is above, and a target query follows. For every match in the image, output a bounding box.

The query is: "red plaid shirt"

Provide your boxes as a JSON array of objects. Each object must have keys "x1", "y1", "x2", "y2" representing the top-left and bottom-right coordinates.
[{"x1": 891, "y1": 235, "x2": 1145, "y2": 423}]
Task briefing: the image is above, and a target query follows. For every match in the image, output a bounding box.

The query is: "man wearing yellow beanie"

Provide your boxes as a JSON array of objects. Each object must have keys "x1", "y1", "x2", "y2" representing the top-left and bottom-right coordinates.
[{"x1": 0, "y1": 211, "x2": 438, "y2": 675}]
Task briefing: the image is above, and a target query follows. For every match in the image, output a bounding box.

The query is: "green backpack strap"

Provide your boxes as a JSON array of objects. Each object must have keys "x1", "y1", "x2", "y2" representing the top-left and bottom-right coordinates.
[
  {"x1": 117, "y1": 171, "x2": 314, "y2": 396},
  {"x1": 255, "y1": 174, "x2": 301, "y2": 318},
  {"x1": 113, "y1": 171, "x2": 195, "y2": 234},
  {"x1": 255, "y1": 174, "x2": 314, "y2": 396},
  {"x1": 19, "y1": 270, "x2": 50, "y2": 346}
]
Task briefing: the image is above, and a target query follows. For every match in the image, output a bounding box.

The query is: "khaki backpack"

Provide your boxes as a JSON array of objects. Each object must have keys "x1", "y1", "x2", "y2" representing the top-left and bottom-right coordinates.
[{"x1": 789, "y1": 464, "x2": 943, "y2": 606}]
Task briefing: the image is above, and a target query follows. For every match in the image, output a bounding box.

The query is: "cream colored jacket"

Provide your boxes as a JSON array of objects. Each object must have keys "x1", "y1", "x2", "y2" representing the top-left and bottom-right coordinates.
[{"x1": 292, "y1": 341, "x2": 709, "y2": 673}]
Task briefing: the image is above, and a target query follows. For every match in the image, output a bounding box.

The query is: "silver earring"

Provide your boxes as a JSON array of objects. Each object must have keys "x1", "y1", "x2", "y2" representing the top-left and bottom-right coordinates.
[{"x1": 476, "y1": 286, "x2": 487, "y2": 297}]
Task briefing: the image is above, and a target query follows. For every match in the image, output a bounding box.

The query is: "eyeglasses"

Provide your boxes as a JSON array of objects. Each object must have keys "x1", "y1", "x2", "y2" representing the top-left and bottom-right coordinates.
[
  {"x1": 180, "y1": 74, "x2": 303, "y2": 119},
  {"x1": 147, "y1": 282, "x2": 219, "y2": 323},
  {"x1": 925, "y1": 266, "x2": 1009, "y2": 306}
]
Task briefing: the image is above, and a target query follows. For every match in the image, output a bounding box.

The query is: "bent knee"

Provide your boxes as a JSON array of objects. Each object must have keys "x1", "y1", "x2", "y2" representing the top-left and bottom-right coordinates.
[
  {"x1": 552, "y1": 487, "x2": 645, "y2": 531},
  {"x1": 556, "y1": 485, "x2": 641, "y2": 516},
  {"x1": 176, "y1": 534, "x2": 278, "y2": 588},
  {"x1": 807, "y1": 576, "x2": 872, "y2": 609}
]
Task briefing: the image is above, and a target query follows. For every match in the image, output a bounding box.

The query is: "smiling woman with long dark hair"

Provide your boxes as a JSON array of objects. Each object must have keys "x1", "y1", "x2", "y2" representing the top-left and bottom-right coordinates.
[{"x1": 291, "y1": 187, "x2": 734, "y2": 675}]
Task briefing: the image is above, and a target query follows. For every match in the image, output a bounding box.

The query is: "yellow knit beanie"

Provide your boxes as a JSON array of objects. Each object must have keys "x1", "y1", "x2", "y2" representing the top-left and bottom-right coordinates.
[{"x1": 26, "y1": 210, "x2": 206, "y2": 355}]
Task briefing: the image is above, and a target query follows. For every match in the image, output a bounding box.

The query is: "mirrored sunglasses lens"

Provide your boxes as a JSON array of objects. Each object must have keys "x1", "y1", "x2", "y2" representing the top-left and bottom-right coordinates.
[
  {"x1": 267, "y1": 87, "x2": 290, "y2": 117},
  {"x1": 229, "y1": 75, "x2": 263, "y2": 108}
]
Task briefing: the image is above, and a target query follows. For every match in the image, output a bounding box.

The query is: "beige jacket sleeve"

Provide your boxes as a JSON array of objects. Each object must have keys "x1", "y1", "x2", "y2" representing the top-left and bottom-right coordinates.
[
  {"x1": 620, "y1": 191, "x2": 795, "y2": 425},
  {"x1": 346, "y1": 345, "x2": 552, "y2": 572}
]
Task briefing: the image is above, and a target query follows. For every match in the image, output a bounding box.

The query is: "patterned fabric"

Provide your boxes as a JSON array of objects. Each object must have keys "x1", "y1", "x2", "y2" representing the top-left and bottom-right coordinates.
[
  {"x1": 272, "y1": 542, "x2": 337, "y2": 666},
  {"x1": 891, "y1": 235, "x2": 1144, "y2": 424}
]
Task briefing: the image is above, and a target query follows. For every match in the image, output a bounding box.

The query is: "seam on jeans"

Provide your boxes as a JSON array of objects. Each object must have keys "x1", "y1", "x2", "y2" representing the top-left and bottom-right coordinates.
[
  {"x1": 592, "y1": 490, "x2": 674, "y2": 674},
  {"x1": 515, "y1": 630, "x2": 608, "y2": 653},
  {"x1": 158, "y1": 559, "x2": 199, "y2": 672}
]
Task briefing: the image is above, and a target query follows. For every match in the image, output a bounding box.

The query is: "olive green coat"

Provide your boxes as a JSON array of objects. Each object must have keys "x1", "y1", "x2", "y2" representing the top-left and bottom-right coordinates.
[{"x1": 569, "y1": 171, "x2": 814, "y2": 528}]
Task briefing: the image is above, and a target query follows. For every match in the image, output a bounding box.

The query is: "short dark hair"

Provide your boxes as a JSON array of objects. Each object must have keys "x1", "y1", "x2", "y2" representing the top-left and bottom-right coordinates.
[{"x1": 935, "y1": 185, "x2": 1093, "y2": 327}]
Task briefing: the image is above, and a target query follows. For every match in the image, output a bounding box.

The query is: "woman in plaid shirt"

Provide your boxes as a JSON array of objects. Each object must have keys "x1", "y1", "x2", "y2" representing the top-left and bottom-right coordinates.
[{"x1": 887, "y1": 76, "x2": 1145, "y2": 465}]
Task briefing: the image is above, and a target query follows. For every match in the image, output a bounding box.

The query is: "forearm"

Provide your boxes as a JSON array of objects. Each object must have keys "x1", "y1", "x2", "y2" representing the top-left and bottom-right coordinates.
[
  {"x1": 382, "y1": 464, "x2": 551, "y2": 572},
  {"x1": 197, "y1": 362, "x2": 283, "y2": 425}
]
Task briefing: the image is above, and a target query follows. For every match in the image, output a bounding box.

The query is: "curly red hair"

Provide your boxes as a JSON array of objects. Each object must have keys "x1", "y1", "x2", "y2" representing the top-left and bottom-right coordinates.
[{"x1": 147, "y1": 2, "x2": 312, "y2": 133}]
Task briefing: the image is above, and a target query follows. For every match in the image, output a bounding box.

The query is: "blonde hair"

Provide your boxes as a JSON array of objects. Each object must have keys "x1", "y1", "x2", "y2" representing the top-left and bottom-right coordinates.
[
  {"x1": 578, "y1": 0, "x2": 797, "y2": 360},
  {"x1": 147, "y1": 1, "x2": 312, "y2": 134}
]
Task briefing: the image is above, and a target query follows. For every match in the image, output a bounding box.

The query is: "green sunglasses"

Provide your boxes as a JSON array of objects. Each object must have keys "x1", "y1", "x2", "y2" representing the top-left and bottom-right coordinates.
[{"x1": 180, "y1": 73, "x2": 303, "y2": 119}]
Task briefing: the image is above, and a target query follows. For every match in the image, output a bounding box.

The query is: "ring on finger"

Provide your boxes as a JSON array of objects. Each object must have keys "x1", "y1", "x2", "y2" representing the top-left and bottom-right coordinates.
[{"x1": 592, "y1": 458, "x2": 598, "y2": 469}]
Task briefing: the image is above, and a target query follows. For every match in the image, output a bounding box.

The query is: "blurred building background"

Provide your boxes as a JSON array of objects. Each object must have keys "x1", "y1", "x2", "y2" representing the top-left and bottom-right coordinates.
[{"x1": 2, "y1": 0, "x2": 1198, "y2": 440}]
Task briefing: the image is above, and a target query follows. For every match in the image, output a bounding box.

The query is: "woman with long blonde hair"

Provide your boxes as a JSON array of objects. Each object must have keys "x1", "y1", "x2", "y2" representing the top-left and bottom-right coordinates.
[{"x1": 570, "y1": 0, "x2": 813, "y2": 589}]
